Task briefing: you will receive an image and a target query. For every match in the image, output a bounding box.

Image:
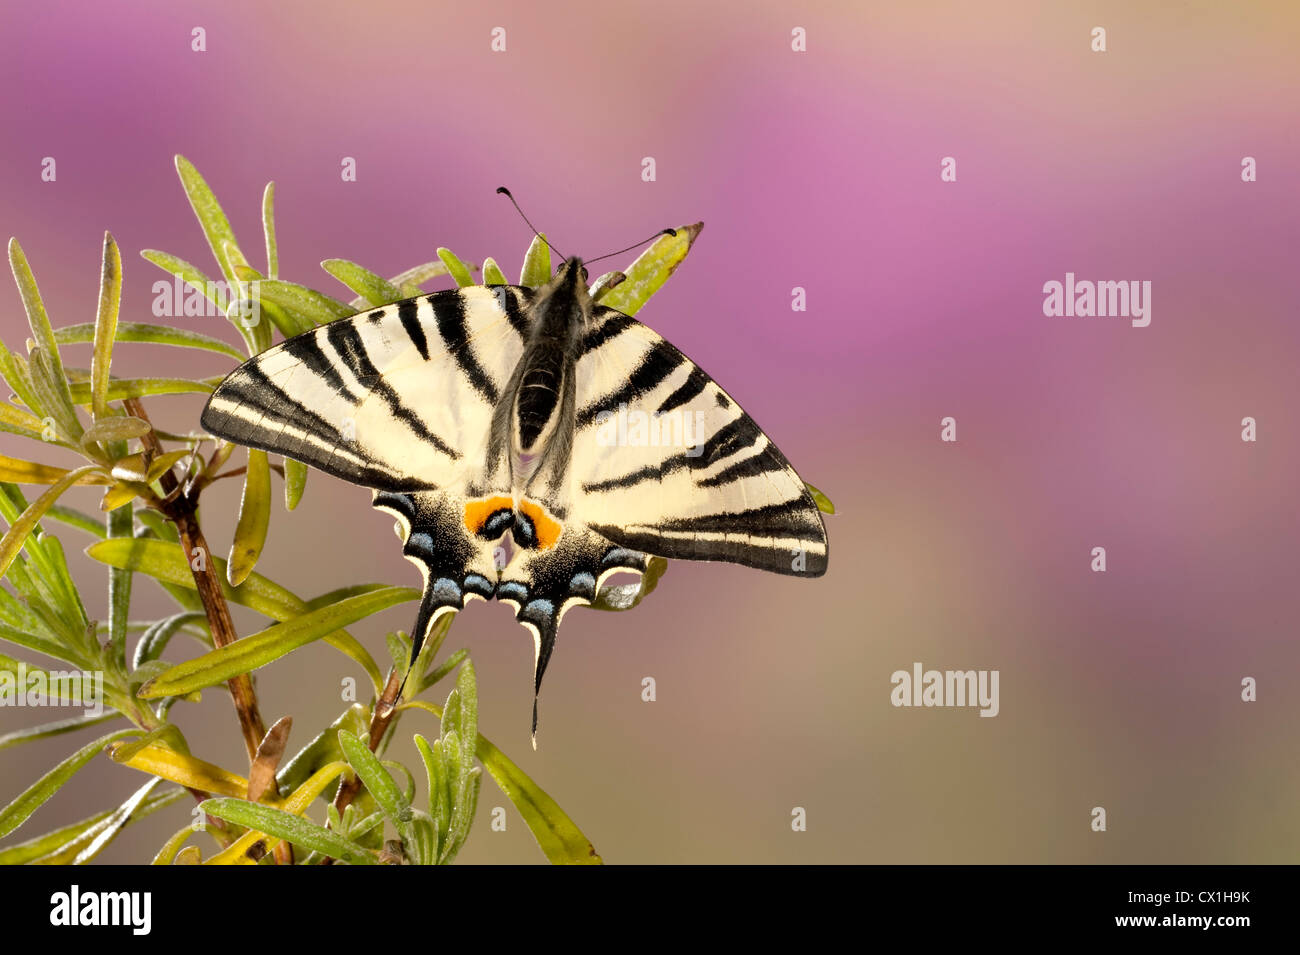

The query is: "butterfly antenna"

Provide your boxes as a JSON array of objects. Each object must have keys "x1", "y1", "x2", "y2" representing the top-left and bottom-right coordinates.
[
  {"x1": 496, "y1": 186, "x2": 566, "y2": 260},
  {"x1": 583, "y1": 228, "x2": 678, "y2": 267}
]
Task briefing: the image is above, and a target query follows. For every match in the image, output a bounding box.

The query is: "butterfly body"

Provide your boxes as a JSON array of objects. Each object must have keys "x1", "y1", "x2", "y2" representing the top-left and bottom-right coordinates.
[{"x1": 202, "y1": 253, "x2": 828, "y2": 739}]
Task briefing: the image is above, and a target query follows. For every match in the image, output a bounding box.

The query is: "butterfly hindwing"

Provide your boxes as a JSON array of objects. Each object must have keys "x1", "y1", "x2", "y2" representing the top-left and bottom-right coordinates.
[{"x1": 373, "y1": 489, "x2": 501, "y2": 659}]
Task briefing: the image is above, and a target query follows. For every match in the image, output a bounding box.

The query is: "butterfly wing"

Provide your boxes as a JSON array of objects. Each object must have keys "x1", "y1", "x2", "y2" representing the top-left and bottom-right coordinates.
[
  {"x1": 201, "y1": 285, "x2": 538, "y2": 655},
  {"x1": 568, "y1": 305, "x2": 829, "y2": 574},
  {"x1": 201, "y1": 286, "x2": 535, "y2": 492}
]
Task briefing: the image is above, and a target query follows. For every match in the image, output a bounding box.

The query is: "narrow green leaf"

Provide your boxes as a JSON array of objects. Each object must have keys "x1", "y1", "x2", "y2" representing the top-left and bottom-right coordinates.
[
  {"x1": 0, "y1": 623, "x2": 64, "y2": 662},
  {"x1": 0, "y1": 712, "x2": 123, "y2": 752},
  {"x1": 805, "y1": 481, "x2": 835, "y2": 515},
  {"x1": 0, "y1": 466, "x2": 104, "y2": 581},
  {"x1": 255, "y1": 279, "x2": 353, "y2": 327},
  {"x1": 90, "y1": 233, "x2": 122, "y2": 421},
  {"x1": 0, "y1": 456, "x2": 109, "y2": 486},
  {"x1": 81, "y1": 416, "x2": 151, "y2": 447},
  {"x1": 0, "y1": 341, "x2": 46, "y2": 422},
  {"x1": 413, "y1": 735, "x2": 446, "y2": 861},
  {"x1": 261, "y1": 182, "x2": 278, "y2": 278},
  {"x1": 139, "y1": 250, "x2": 227, "y2": 312},
  {"x1": 436, "y1": 248, "x2": 474, "y2": 288},
  {"x1": 227, "y1": 448, "x2": 270, "y2": 586},
  {"x1": 223, "y1": 249, "x2": 271, "y2": 354},
  {"x1": 276, "y1": 704, "x2": 369, "y2": 797},
  {"x1": 174, "y1": 155, "x2": 243, "y2": 284},
  {"x1": 55, "y1": 321, "x2": 245, "y2": 361},
  {"x1": 322, "y1": 259, "x2": 404, "y2": 306},
  {"x1": 0, "y1": 729, "x2": 141, "y2": 838},
  {"x1": 99, "y1": 481, "x2": 147, "y2": 512},
  {"x1": 109, "y1": 723, "x2": 187, "y2": 764},
  {"x1": 132, "y1": 610, "x2": 209, "y2": 668},
  {"x1": 27, "y1": 347, "x2": 81, "y2": 441},
  {"x1": 596, "y1": 222, "x2": 702, "y2": 317},
  {"x1": 444, "y1": 768, "x2": 481, "y2": 864},
  {"x1": 42, "y1": 504, "x2": 105, "y2": 538},
  {"x1": 284, "y1": 458, "x2": 307, "y2": 511},
  {"x1": 146, "y1": 449, "x2": 196, "y2": 484},
  {"x1": 453, "y1": 662, "x2": 478, "y2": 773},
  {"x1": 0, "y1": 786, "x2": 184, "y2": 865},
  {"x1": 8, "y1": 239, "x2": 78, "y2": 422},
  {"x1": 106, "y1": 502, "x2": 133, "y2": 671},
  {"x1": 67, "y1": 376, "x2": 218, "y2": 404},
  {"x1": 0, "y1": 400, "x2": 47, "y2": 441},
  {"x1": 418, "y1": 647, "x2": 468, "y2": 693},
  {"x1": 86, "y1": 538, "x2": 389, "y2": 692},
  {"x1": 337, "y1": 730, "x2": 414, "y2": 846},
  {"x1": 404, "y1": 699, "x2": 602, "y2": 864},
  {"x1": 345, "y1": 262, "x2": 450, "y2": 309},
  {"x1": 69, "y1": 778, "x2": 161, "y2": 865},
  {"x1": 138, "y1": 587, "x2": 416, "y2": 698},
  {"x1": 386, "y1": 261, "x2": 449, "y2": 293},
  {"x1": 200, "y1": 797, "x2": 376, "y2": 865},
  {"x1": 151, "y1": 825, "x2": 203, "y2": 866},
  {"x1": 519, "y1": 234, "x2": 552, "y2": 287},
  {"x1": 475, "y1": 731, "x2": 599, "y2": 864},
  {"x1": 481, "y1": 257, "x2": 508, "y2": 286}
]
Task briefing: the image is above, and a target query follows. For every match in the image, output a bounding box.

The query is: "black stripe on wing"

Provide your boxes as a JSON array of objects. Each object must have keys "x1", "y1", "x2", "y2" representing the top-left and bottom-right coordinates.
[
  {"x1": 494, "y1": 286, "x2": 534, "y2": 340},
  {"x1": 432, "y1": 294, "x2": 499, "y2": 404},
  {"x1": 579, "y1": 412, "x2": 779, "y2": 492},
  {"x1": 589, "y1": 500, "x2": 829, "y2": 577},
  {"x1": 575, "y1": 340, "x2": 686, "y2": 428},
  {"x1": 579, "y1": 312, "x2": 638, "y2": 354},
  {"x1": 397, "y1": 299, "x2": 430, "y2": 360}
]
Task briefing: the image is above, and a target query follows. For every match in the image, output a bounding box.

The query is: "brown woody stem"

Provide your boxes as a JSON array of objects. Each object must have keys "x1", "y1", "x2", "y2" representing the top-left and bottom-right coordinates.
[{"x1": 126, "y1": 398, "x2": 266, "y2": 765}]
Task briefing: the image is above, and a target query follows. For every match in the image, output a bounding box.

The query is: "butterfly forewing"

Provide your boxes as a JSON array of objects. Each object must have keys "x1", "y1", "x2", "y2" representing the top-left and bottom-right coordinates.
[
  {"x1": 566, "y1": 305, "x2": 828, "y2": 576},
  {"x1": 200, "y1": 286, "x2": 536, "y2": 492}
]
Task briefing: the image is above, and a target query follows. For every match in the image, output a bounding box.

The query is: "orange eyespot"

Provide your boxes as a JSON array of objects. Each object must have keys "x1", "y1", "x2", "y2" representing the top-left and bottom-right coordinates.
[
  {"x1": 518, "y1": 499, "x2": 563, "y2": 550},
  {"x1": 463, "y1": 496, "x2": 515, "y2": 535}
]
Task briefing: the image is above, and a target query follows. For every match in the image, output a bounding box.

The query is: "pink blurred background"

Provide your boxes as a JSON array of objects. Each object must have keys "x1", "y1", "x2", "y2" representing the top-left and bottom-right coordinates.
[{"x1": 1, "y1": 0, "x2": 1297, "y2": 862}]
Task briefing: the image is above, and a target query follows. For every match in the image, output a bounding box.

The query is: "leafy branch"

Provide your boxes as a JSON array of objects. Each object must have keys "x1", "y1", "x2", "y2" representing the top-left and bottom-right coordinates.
[{"x1": 0, "y1": 155, "x2": 785, "y2": 864}]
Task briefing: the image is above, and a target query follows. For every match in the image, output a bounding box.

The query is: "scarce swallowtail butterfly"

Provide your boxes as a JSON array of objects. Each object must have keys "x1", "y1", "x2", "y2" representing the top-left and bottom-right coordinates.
[{"x1": 201, "y1": 223, "x2": 829, "y2": 743}]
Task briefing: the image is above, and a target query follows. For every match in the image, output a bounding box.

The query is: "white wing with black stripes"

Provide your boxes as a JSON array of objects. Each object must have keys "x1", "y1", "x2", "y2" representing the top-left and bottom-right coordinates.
[{"x1": 202, "y1": 286, "x2": 534, "y2": 493}]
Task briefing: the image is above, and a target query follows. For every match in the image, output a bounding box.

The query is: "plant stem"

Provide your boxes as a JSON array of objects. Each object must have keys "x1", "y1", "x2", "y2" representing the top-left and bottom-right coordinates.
[{"x1": 125, "y1": 398, "x2": 266, "y2": 765}]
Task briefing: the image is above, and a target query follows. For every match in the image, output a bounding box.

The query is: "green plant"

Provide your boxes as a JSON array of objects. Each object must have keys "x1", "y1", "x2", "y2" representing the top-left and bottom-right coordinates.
[{"x1": 0, "y1": 156, "x2": 754, "y2": 864}]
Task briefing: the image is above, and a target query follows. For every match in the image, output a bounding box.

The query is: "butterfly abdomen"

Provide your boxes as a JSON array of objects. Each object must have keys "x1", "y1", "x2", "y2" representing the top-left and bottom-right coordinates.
[{"x1": 510, "y1": 258, "x2": 589, "y2": 455}]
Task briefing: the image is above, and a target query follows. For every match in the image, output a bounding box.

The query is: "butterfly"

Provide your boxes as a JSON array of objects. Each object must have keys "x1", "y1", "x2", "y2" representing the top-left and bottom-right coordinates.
[{"x1": 201, "y1": 235, "x2": 829, "y2": 742}]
